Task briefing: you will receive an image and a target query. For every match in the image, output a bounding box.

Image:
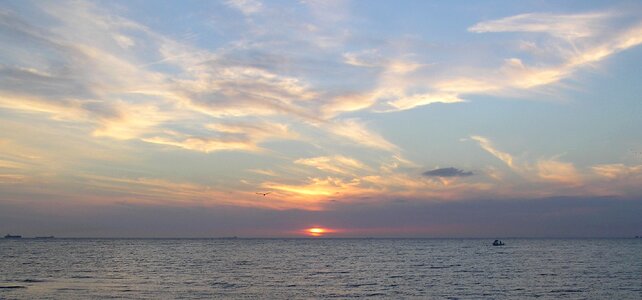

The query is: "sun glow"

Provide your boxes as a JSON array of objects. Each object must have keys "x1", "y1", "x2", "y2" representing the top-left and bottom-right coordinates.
[{"x1": 306, "y1": 227, "x2": 329, "y2": 237}]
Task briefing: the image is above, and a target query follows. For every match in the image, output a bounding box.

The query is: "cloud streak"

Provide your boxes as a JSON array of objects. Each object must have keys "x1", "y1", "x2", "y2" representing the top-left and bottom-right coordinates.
[
  {"x1": 468, "y1": 13, "x2": 609, "y2": 39},
  {"x1": 423, "y1": 167, "x2": 473, "y2": 178}
]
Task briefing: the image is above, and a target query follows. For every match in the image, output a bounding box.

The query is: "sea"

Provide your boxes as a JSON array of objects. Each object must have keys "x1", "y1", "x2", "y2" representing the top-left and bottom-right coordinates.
[{"x1": 0, "y1": 238, "x2": 640, "y2": 299}]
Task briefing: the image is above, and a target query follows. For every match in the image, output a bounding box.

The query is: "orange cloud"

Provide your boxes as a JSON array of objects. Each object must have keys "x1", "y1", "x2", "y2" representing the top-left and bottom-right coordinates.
[
  {"x1": 592, "y1": 164, "x2": 642, "y2": 179},
  {"x1": 295, "y1": 155, "x2": 369, "y2": 176},
  {"x1": 536, "y1": 159, "x2": 581, "y2": 185}
]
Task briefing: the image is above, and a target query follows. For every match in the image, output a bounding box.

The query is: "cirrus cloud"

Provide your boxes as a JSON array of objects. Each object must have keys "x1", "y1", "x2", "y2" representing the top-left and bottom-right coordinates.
[{"x1": 423, "y1": 167, "x2": 474, "y2": 178}]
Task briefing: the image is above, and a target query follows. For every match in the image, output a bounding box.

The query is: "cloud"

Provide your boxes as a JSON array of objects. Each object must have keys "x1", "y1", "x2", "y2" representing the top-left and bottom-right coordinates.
[
  {"x1": 65, "y1": 174, "x2": 306, "y2": 209},
  {"x1": 320, "y1": 92, "x2": 378, "y2": 119},
  {"x1": 257, "y1": 153, "x2": 497, "y2": 206},
  {"x1": 325, "y1": 11, "x2": 642, "y2": 117},
  {"x1": 322, "y1": 57, "x2": 436, "y2": 116},
  {"x1": 143, "y1": 121, "x2": 296, "y2": 153},
  {"x1": 295, "y1": 155, "x2": 369, "y2": 176},
  {"x1": 0, "y1": 115, "x2": 139, "y2": 175},
  {"x1": 470, "y1": 135, "x2": 516, "y2": 169},
  {"x1": 0, "y1": 174, "x2": 28, "y2": 184},
  {"x1": 423, "y1": 167, "x2": 473, "y2": 178},
  {"x1": 0, "y1": 3, "x2": 175, "y2": 141},
  {"x1": 0, "y1": 160, "x2": 27, "y2": 170},
  {"x1": 343, "y1": 49, "x2": 384, "y2": 67},
  {"x1": 0, "y1": 1, "x2": 326, "y2": 151},
  {"x1": 225, "y1": 0, "x2": 263, "y2": 16},
  {"x1": 468, "y1": 13, "x2": 609, "y2": 39},
  {"x1": 90, "y1": 102, "x2": 171, "y2": 140},
  {"x1": 260, "y1": 176, "x2": 379, "y2": 209},
  {"x1": 450, "y1": 12, "x2": 642, "y2": 95},
  {"x1": 592, "y1": 164, "x2": 642, "y2": 179},
  {"x1": 142, "y1": 136, "x2": 259, "y2": 153},
  {"x1": 0, "y1": 92, "x2": 169, "y2": 140},
  {"x1": 207, "y1": 121, "x2": 296, "y2": 140},
  {"x1": 174, "y1": 65, "x2": 318, "y2": 119},
  {"x1": 471, "y1": 135, "x2": 582, "y2": 185},
  {"x1": 321, "y1": 12, "x2": 642, "y2": 117},
  {"x1": 263, "y1": 176, "x2": 360, "y2": 197},
  {"x1": 467, "y1": 135, "x2": 642, "y2": 197},
  {"x1": 383, "y1": 92, "x2": 464, "y2": 112},
  {"x1": 536, "y1": 159, "x2": 581, "y2": 185},
  {"x1": 325, "y1": 119, "x2": 399, "y2": 152},
  {"x1": 247, "y1": 169, "x2": 277, "y2": 176}
]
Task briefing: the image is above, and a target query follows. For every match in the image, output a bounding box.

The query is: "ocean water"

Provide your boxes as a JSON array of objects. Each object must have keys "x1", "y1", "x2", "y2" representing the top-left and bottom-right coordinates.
[{"x1": 0, "y1": 238, "x2": 640, "y2": 299}]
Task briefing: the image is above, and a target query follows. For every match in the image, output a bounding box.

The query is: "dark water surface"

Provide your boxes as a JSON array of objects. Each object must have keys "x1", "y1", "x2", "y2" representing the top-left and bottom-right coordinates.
[{"x1": 1, "y1": 238, "x2": 640, "y2": 299}]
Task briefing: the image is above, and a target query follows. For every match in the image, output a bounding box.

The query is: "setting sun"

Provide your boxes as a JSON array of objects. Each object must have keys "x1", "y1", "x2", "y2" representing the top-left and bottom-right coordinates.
[{"x1": 306, "y1": 227, "x2": 330, "y2": 237}]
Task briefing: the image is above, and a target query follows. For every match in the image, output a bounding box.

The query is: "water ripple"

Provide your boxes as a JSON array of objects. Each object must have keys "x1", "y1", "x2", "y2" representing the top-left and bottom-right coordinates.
[{"x1": 0, "y1": 238, "x2": 640, "y2": 299}]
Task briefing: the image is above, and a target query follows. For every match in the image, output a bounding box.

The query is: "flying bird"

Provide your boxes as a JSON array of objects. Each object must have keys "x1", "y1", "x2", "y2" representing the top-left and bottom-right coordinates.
[{"x1": 256, "y1": 192, "x2": 271, "y2": 196}]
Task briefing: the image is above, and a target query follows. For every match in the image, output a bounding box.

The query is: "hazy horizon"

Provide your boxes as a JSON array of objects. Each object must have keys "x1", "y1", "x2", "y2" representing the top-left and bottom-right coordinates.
[{"x1": 3, "y1": 196, "x2": 640, "y2": 238}]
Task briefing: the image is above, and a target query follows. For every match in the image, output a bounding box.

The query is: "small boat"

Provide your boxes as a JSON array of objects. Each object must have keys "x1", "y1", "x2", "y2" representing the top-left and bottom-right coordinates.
[
  {"x1": 492, "y1": 239, "x2": 505, "y2": 246},
  {"x1": 4, "y1": 234, "x2": 22, "y2": 239}
]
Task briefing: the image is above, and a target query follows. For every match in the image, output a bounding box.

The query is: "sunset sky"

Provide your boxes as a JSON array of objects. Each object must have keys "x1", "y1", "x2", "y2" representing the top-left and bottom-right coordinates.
[{"x1": 1, "y1": 0, "x2": 641, "y2": 237}]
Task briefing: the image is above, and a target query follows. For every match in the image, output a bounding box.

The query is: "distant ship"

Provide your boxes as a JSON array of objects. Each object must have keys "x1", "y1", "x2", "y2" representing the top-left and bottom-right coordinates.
[
  {"x1": 4, "y1": 234, "x2": 22, "y2": 239},
  {"x1": 34, "y1": 236, "x2": 55, "y2": 239},
  {"x1": 492, "y1": 239, "x2": 505, "y2": 246}
]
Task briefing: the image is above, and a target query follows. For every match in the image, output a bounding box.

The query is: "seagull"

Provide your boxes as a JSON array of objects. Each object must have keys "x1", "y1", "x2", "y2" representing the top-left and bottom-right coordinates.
[{"x1": 256, "y1": 192, "x2": 271, "y2": 196}]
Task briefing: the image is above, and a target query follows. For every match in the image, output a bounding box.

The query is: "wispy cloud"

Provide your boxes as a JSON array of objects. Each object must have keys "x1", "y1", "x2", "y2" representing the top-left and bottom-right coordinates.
[
  {"x1": 295, "y1": 155, "x2": 369, "y2": 176},
  {"x1": 470, "y1": 135, "x2": 583, "y2": 187},
  {"x1": 474, "y1": 135, "x2": 577, "y2": 182},
  {"x1": 247, "y1": 169, "x2": 277, "y2": 177},
  {"x1": 536, "y1": 159, "x2": 581, "y2": 185},
  {"x1": 423, "y1": 167, "x2": 473, "y2": 178},
  {"x1": 143, "y1": 121, "x2": 296, "y2": 153},
  {"x1": 225, "y1": 0, "x2": 263, "y2": 16},
  {"x1": 384, "y1": 93, "x2": 464, "y2": 112},
  {"x1": 142, "y1": 136, "x2": 259, "y2": 153},
  {"x1": 327, "y1": 11, "x2": 642, "y2": 115},
  {"x1": 0, "y1": 174, "x2": 27, "y2": 183},
  {"x1": 470, "y1": 136, "x2": 516, "y2": 169},
  {"x1": 451, "y1": 12, "x2": 642, "y2": 95},
  {"x1": 468, "y1": 12, "x2": 609, "y2": 39},
  {"x1": 325, "y1": 119, "x2": 399, "y2": 152},
  {"x1": 0, "y1": 160, "x2": 27, "y2": 170},
  {"x1": 592, "y1": 164, "x2": 642, "y2": 179}
]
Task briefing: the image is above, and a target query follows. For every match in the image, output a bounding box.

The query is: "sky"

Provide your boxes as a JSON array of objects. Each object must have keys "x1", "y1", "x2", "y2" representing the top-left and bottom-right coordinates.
[{"x1": 1, "y1": 0, "x2": 641, "y2": 238}]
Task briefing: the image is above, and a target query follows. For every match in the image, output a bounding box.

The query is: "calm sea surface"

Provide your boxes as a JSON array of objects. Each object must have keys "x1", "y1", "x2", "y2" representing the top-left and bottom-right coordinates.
[{"x1": 1, "y1": 238, "x2": 640, "y2": 299}]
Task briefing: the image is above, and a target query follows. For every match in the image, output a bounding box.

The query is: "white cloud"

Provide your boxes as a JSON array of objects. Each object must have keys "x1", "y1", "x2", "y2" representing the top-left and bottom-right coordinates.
[
  {"x1": 470, "y1": 136, "x2": 516, "y2": 169},
  {"x1": 471, "y1": 135, "x2": 582, "y2": 185},
  {"x1": 384, "y1": 93, "x2": 464, "y2": 112},
  {"x1": 225, "y1": 0, "x2": 263, "y2": 16},
  {"x1": 326, "y1": 119, "x2": 399, "y2": 152},
  {"x1": 295, "y1": 155, "x2": 369, "y2": 176},
  {"x1": 468, "y1": 13, "x2": 609, "y2": 39},
  {"x1": 343, "y1": 49, "x2": 383, "y2": 67}
]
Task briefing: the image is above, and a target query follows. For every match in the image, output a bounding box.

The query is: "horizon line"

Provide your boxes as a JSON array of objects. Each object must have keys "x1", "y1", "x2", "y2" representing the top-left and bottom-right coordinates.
[{"x1": 3, "y1": 236, "x2": 640, "y2": 240}]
